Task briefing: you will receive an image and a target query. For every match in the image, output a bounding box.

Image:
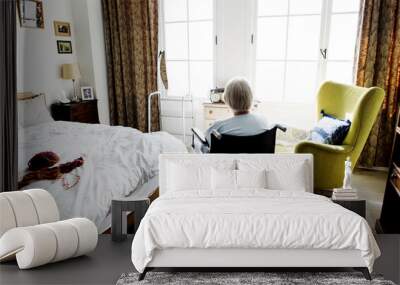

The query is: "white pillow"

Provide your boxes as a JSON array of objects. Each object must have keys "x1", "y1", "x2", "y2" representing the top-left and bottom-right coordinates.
[
  {"x1": 265, "y1": 162, "x2": 307, "y2": 191},
  {"x1": 18, "y1": 95, "x2": 54, "y2": 128},
  {"x1": 211, "y1": 168, "x2": 237, "y2": 190},
  {"x1": 167, "y1": 163, "x2": 211, "y2": 191},
  {"x1": 237, "y1": 158, "x2": 309, "y2": 191},
  {"x1": 237, "y1": 169, "x2": 267, "y2": 189},
  {"x1": 211, "y1": 169, "x2": 268, "y2": 190}
]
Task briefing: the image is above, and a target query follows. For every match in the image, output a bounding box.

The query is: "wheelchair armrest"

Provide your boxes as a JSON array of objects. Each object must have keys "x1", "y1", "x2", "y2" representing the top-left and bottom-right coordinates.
[
  {"x1": 272, "y1": 124, "x2": 287, "y2": 132},
  {"x1": 211, "y1": 129, "x2": 222, "y2": 140},
  {"x1": 191, "y1": 128, "x2": 208, "y2": 146}
]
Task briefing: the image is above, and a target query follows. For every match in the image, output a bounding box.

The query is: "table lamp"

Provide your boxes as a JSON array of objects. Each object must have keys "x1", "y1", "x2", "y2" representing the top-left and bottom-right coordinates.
[{"x1": 61, "y1": 63, "x2": 81, "y2": 101}]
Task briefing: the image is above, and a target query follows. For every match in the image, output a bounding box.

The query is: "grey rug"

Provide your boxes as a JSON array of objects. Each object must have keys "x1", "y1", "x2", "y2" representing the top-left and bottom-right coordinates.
[{"x1": 116, "y1": 272, "x2": 395, "y2": 285}]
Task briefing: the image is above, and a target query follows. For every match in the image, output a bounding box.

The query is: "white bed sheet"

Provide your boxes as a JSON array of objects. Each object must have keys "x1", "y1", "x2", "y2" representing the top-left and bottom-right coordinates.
[
  {"x1": 18, "y1": 121, "x2": 187, "y2": 230},
  {"x1": 131, "y1": 190, "x2": 380, "y2": 273}
]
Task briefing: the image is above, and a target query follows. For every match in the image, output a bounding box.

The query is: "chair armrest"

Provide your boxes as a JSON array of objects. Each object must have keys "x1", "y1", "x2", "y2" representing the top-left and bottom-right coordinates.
[
  {"x1": 295, "y1": 140, "x2": 353, "y2": 154},
  {"x1": 272, "y1": 124, "x2": 287, "y2": 132},
  {"x1": 211, "y1": 129, "x2": 222, "y2": 140},
  {"x1": 191, "y1": 128, "x2": 208, "y2": 145}
]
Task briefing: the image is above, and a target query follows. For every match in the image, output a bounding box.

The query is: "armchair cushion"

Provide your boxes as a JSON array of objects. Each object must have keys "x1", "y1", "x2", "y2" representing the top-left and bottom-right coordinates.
[{"x1": 310, "y1": 111, "x2": 351, "y2": 145}]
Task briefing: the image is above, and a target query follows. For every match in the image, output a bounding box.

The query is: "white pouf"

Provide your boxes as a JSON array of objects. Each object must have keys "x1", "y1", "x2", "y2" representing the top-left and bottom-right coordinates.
[{"x1": 0, "y1": 189, "x2": 98, "y2": 269}]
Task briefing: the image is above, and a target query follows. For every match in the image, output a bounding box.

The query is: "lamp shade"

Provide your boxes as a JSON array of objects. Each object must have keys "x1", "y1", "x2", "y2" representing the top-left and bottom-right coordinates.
[{"x1": 61, "y1": 63, "x2": 81, "y2": 80}]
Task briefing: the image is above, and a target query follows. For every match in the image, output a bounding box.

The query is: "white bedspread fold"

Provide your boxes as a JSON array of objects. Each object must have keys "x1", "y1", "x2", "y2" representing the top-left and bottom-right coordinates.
[{"x1": 131, "y1": 190, "x2": 380, "y2": 272}]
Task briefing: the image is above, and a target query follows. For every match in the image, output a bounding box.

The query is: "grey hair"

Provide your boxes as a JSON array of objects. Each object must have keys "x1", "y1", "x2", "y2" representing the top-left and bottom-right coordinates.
[{"x1": 224, "y1": 77, "x2": 253, "y2": 112}]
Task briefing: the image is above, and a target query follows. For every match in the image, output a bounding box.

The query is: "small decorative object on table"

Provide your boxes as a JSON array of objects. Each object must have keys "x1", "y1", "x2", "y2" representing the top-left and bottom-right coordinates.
[
  {"x1": 60, "y1": 63, "x2": 81, "y2": 101},
  {"x1": 332, "y1": 157, "x2": 358, "y2": 200},
  {"x1": 209, "y1": 87, "x2": 225, "y2": 103},
  {"x1": 81, "y1": 86, "x2": 94, "y2": 100}
]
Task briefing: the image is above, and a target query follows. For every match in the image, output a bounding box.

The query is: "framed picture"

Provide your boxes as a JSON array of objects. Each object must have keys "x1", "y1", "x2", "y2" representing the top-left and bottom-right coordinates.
[
  {"x1": 57, "y1": 40, "x2": 72, "y2": 54},
  {"x1": 81, "y1": 87, "x2": 94, "y2": 101},
  {"x1": 54, "y1": 21, "x2": 71, "y2": 37},
  {"x1": 17, "y1": 0, "x2": 45, "y2": 29}
]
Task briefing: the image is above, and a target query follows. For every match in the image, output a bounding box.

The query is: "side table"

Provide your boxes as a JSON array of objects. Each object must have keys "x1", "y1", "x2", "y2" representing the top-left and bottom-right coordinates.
[
  {"x1": 332, "y1": 199, "x2": 366, "y2": 218},
  {"x1": 111, "y1": 197, "x2": 150, "y2": 242}
]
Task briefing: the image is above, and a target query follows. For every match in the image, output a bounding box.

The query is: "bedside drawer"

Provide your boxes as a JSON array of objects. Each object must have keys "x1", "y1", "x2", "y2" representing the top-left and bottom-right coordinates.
[
  {"x1": 204, "y1": 107, "x2": 231, "y2": 120},
  {"x1": 205, "y1": 119, "x2": 215, "y2": 128}
]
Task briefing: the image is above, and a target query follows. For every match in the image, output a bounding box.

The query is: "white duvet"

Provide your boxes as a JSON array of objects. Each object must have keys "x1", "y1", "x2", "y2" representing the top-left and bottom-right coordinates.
[
  {"x1": 18, "y1": 121, "x2": 187, "y2": 231},
  {"x1": 131, "y1": 190, "x2": 380, "y2": 272}
]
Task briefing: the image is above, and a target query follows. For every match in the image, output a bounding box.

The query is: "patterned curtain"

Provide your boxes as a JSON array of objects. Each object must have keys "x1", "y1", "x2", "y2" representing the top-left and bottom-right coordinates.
[
  {"x1": 102, "y1": 0, "x2": 160, "y2": 132},
  {"x1": 356, "y1": 0, "x2": 400, "y2": 167}
]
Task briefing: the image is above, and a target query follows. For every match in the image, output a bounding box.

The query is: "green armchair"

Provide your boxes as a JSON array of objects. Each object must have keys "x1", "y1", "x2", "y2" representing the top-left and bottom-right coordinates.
[{"x1": 295, "y1": 81, "x2": 384, "y2": 190}]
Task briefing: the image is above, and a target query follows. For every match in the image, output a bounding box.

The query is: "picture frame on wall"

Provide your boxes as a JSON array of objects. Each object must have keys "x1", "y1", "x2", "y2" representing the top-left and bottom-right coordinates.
[
  {"x1": 81, "y1": 87, "x2": 95, "y2": 101},
  {"x1": 54, "y1": 21, "x2": 71, "y2": 37},
  {"x1": 57, "y1": 40, "x2": 73, "y2": 54},
  {"x1": 17, "y1": 0, "x2": 45, "y2": 29}
]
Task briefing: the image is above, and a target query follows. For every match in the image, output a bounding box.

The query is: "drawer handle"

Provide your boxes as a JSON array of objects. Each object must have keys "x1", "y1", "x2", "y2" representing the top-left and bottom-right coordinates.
[{"x1": 209, "y1": 110, "x2": 213, "y2": 114}]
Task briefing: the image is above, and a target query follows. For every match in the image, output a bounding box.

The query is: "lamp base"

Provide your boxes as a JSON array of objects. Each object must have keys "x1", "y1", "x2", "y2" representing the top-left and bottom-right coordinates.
[{"x1": 71, "y1": 79, "x2": 80, "y2": 102}]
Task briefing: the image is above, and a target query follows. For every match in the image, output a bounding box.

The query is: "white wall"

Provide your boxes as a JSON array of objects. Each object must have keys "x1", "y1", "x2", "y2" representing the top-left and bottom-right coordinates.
[
  {"x1": 17, "y1": 0, "x2": 110, "y2": 124},
  {"x1": 71, "y1": 0, "x2": 110, "y2": 124},
  {"x1": 19, "y1": 0, "x2": 78, "y2": 104}
]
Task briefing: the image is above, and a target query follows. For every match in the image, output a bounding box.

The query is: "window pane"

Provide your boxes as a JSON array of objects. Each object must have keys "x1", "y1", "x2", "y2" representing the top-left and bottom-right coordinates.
[
  {"x1": 332, "y1": 0, "x2": 360, "y2": 12},
  {"x1": 164, "y1": 0, "x2": 187, "y2": 22},
  {"x1": 289, "y1": 0, "x2": 322, "y2": 14},
  {"x1": 287, "y1": 16, "x2": 321, "y2": 60},
  {"x1": 188, "y1": 0, "x2": 213, "y2": 20},
  {"x1": 166, "y1": 61, "x2": 189, "y2": 96},
  {"x1": 326, "y1": 61, "x2": 354, "y2": 84},
  {"x1": 190, "y1": 61, "x2": 213, "y2": 98},
  {"x1": 189, "y1": 21, "x2": 213, "y2": 60},
  {"x1": 285, "y1": 62, "x2": 317, "y2": 102},
  {"x1": 258, "y1": 0, "x2": 288, "y2": 16},
  {"x1": 328, "y1": 14, "x2": 358, "y2": 60},
  {"x1": 257, "y1": 17, "x2": 287, "y2": 60},
  {"x1": 255, "y1": 62, "x2": 285, "y2": 101},
  {"x1": 165, "y1": 23, "x2": 188, "y2": 60}
]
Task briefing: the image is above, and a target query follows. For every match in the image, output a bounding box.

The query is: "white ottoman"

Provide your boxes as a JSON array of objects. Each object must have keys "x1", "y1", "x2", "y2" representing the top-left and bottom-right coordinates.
[{"x1": 0, "y1": 189, "x2": 98, "y2": 269}]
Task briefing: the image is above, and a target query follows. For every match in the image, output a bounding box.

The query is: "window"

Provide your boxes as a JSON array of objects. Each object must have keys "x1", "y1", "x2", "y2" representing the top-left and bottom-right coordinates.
[
  {"x1": 162, "y1": 0, "x2": 215, "y2": 98},
  {"x1": 254, "y1": 0, "x2": 360, "y2": 103}
]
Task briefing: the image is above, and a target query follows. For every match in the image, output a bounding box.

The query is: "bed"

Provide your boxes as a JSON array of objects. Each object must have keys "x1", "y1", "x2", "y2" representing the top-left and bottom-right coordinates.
[
  {"x1": 17, "y1": 95, "x2": 187, "y2": 232},
  {"x1": 131, "y1": 154, "x2": 380, "y2": 280}
]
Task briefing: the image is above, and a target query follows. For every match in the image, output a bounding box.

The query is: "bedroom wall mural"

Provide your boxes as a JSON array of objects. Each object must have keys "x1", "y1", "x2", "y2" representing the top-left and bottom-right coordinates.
[{"x1": 102, "y1": 0, "x2": 160, "y2": 132}]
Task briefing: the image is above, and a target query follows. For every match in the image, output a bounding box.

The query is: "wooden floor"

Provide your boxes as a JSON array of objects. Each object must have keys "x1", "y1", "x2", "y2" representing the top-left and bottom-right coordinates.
[{"x1": 1, "y1": 235, "x2": 399, "y2": 285}]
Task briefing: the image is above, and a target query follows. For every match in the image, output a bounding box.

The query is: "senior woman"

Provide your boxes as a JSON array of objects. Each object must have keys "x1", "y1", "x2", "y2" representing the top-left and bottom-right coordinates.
[{"x1": 205, "y1": 77, "x2": 269, "y2": 144}]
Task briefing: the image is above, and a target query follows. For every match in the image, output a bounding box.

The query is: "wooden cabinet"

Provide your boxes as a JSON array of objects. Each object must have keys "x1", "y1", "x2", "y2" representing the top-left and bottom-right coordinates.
[
  {"x1": 377, "y1": 106, "x2": 400, "y2": 233},
  {"x1": 51, "y1": 100, "x2": 99, "y2": 124},
  {"x1": 203, "y1": 102, "x2": 259, "y2": 129}
]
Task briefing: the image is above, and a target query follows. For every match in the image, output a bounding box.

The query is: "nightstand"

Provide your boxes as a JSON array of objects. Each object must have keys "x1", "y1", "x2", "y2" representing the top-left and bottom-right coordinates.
[
  {"x1": 51, "y1": 100, "x2": 99, "y2": 124},
  {"x1": 332, "y1": 199, "x2": 366, "y2": 218}
]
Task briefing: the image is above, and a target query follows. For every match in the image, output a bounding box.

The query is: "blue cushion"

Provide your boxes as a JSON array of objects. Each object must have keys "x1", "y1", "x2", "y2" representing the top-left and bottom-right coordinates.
[{"x1": 310, "y1": 111, "x2": 351, "y2": 145}]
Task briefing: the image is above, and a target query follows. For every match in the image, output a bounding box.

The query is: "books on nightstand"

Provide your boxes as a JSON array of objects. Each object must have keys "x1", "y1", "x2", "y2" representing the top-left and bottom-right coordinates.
[{"x1": 332, "y1": 188, "x2": 359, "y2": 200}]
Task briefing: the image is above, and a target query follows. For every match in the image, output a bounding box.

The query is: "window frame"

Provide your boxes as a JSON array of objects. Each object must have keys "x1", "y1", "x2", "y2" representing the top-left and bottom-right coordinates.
[
  {"x1": 158, "y1": 0, "x2": 217, "y2": 99},
  {"x1": 250, "y1": 0, "x2": 360, "y2": 103}
]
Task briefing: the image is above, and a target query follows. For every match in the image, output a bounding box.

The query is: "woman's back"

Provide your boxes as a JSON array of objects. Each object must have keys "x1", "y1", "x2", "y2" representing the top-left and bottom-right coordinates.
[{"x1": 205, "y1": 113, "x2": 269, "y2": 142}]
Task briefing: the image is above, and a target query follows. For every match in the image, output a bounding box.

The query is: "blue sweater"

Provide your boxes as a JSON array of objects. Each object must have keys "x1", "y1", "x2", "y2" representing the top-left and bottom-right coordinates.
[{"x1": 205, "y1": 113, "x2": 269, "y2": 143}]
